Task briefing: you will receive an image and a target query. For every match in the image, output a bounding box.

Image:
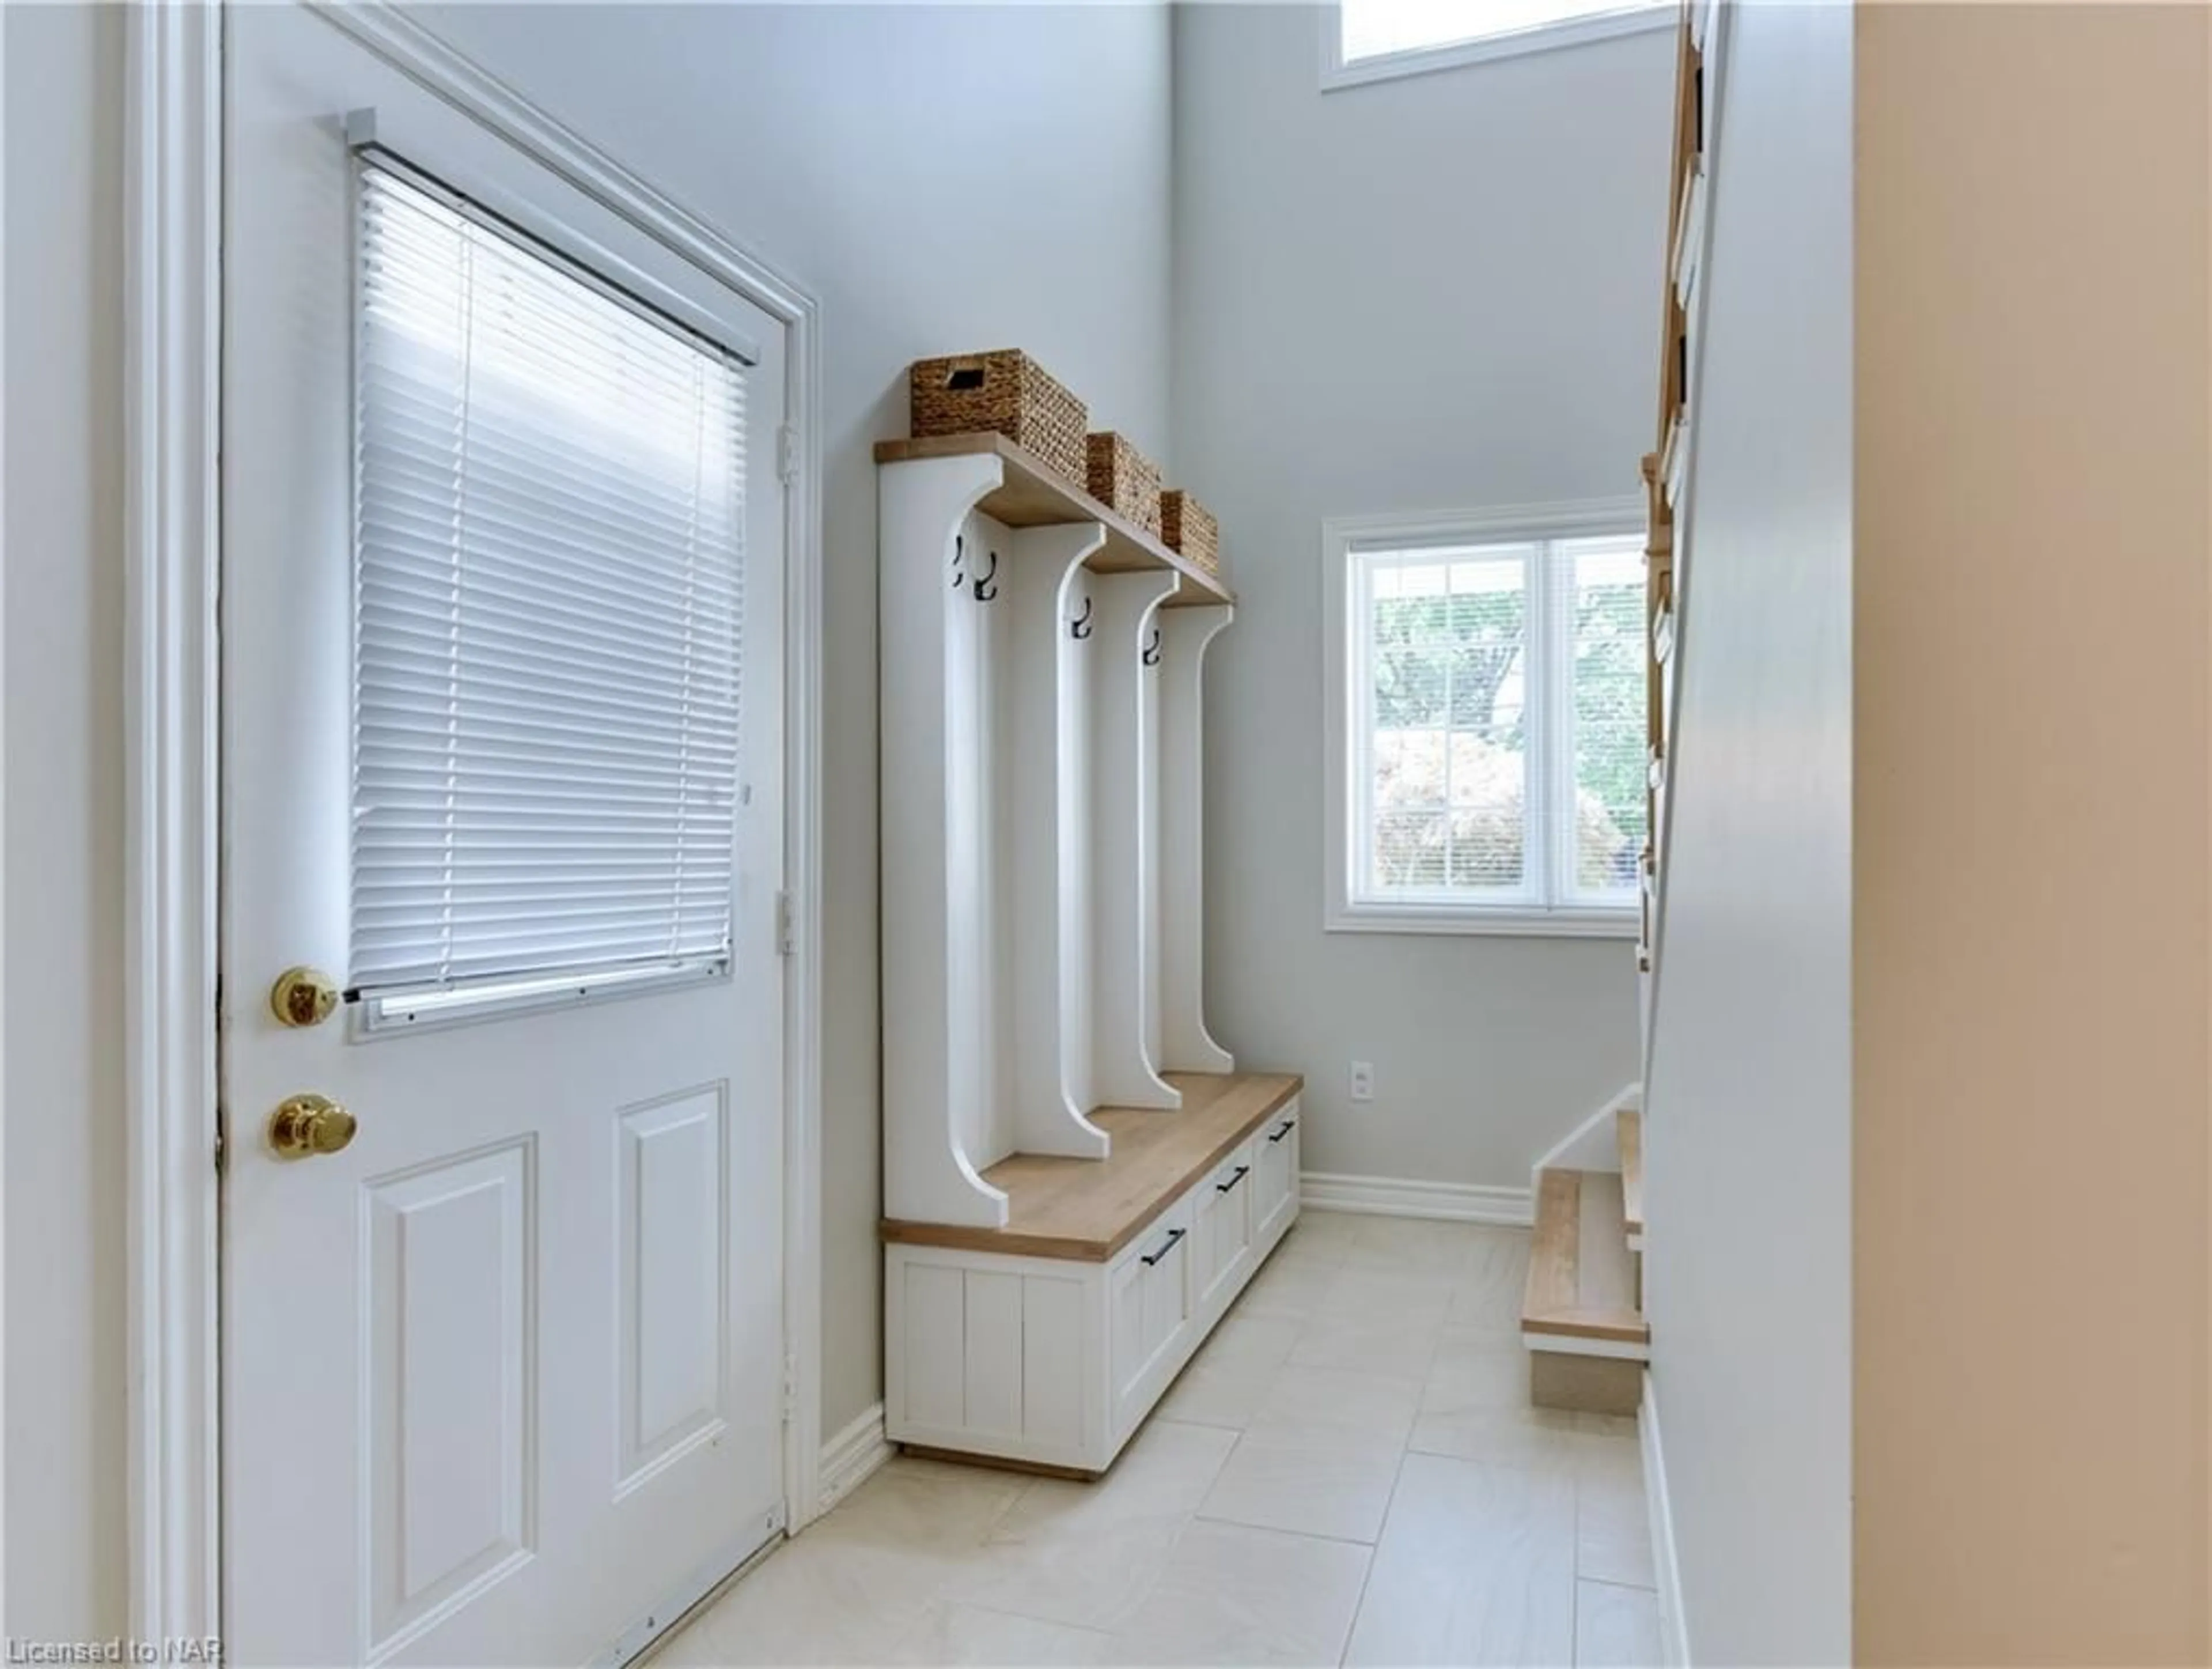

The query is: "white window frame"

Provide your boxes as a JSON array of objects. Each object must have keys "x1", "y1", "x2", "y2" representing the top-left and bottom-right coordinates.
[
  {"x1": 1319, "y1": 0, "x2": 1675, "y2": 92},
  {"x1": 1322, "y1": 499, "x2": 1646, "y2": 938}
]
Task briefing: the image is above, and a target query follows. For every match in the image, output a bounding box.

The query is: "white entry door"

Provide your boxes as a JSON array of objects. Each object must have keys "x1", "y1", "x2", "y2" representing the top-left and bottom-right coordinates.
[{"x1": 221, "y1": 11, "x2": 790, "y2": 1666}]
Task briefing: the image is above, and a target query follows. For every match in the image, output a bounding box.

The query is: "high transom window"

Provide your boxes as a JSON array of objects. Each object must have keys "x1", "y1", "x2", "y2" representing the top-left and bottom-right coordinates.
[{"x1": 1325, "y1": 0, "x2": 1674, "y2": 89}]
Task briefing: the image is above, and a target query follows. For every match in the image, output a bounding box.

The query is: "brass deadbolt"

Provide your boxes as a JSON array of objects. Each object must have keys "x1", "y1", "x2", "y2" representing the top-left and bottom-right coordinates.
[
  {"x1": 270, "y1": 966, "x2": 341, "y2": 1030},
  {"x1": 268, "y1": 1093, "x2": 358, "y2": 1159}
]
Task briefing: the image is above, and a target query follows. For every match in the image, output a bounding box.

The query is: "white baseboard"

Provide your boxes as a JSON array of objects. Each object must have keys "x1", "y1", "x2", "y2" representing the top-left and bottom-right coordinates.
[
  {"x1": 1301, "y1": 1171, "x2": 1533, "y2": 1227},
  {"x1": 813, "y1": 1402, "x2": 891, "y2": 1519},
  {"x1": 1641, "y1": 1375, "x2": 1690, "y2": 1667}
]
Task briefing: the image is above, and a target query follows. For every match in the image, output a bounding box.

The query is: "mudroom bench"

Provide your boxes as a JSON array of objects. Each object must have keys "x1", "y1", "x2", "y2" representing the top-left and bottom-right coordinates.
[{"x1": 883, "y1": 1073, "x2": 1302, "y2": 1476}]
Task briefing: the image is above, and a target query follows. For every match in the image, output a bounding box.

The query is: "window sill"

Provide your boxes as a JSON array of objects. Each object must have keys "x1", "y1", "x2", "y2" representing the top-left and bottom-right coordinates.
[
  {"x1": 1325, "y1": 905, "x2": 1638, "y2": 941},
  {"x1": 1320, "y1": 4, "x2": 1676, "y2": 93},
  {"x1": 351, "y1": 956, "x2": 729, "y2": 1039}
]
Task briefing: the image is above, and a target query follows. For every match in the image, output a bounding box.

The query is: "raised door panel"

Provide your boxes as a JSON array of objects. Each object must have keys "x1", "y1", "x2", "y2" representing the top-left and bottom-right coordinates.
[
  {"x1": 364, "y1": 1141, "x2": 536, "y2": 1659},
  {"x1": 616, "y1": 1087, "x2": 729, "y2": 1496}
]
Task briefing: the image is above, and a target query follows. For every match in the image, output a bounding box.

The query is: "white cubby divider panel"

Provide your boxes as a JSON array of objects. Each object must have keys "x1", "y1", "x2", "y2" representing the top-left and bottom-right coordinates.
[{"x1": 878, "y1": 440, "x2": 1237, "y2": 1225}]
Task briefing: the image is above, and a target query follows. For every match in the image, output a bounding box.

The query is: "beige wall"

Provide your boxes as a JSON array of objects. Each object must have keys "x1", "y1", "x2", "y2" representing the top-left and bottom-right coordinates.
[{"x1": 1854, "y1": 5, "x2": 2210, "y2": 1660}]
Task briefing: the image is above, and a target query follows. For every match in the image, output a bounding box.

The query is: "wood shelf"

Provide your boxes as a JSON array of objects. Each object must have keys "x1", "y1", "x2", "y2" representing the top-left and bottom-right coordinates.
[
  {"x1": 881, "y1": 1072, "x2": 1301, "y2": 1262},
  {"x1": 875, "y1": 432, "x2": 1235, "y2": 608}
]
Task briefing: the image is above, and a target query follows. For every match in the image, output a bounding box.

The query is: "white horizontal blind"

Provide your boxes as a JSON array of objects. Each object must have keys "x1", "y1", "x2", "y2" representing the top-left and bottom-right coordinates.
[
  {"x1": 1358, "y1": 544, "x2": 1535, "y2": 902},
  {"x1": 351, "y1": 161, "x2": 748, "y2": 999},
  {"x1": 1557, "y1": 536, "x2": 1647, "y2": 905}
]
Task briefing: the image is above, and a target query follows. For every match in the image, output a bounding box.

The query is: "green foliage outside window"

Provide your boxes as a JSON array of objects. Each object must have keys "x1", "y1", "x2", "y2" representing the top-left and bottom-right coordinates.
[{"x1": 1368, "y1": 563, "x2": 1646, "y2": 895}]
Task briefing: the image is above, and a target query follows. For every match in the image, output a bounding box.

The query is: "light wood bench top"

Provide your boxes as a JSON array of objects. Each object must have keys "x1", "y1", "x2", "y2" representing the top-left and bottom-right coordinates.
[
  {"x1": 1523, "y1": 1167, "x2": 1649, "y2": 1347},
  {"x1": 881, "y1": 1072, "x2": 1302, "y2": 1263}
]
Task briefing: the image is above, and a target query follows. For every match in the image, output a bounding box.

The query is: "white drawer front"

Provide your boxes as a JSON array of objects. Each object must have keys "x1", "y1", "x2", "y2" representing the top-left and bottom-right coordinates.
[
  {"x1": 1253, "y1": 1098, "x2": 1300, "y2": 1247},
  {"x1": 1192, "y1": 1141, "x2": 1255, "y2": 1319},
  {"x1": 1111, "y1": 1201, "x2": 1194, "y2": 1429}
]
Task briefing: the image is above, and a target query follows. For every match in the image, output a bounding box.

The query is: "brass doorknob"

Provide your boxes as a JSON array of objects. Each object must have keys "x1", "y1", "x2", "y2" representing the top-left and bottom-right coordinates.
[
  {"x1": 270, "y1": 966, "x2": 340, "y2": 1029},
  {"x1": 268, "y1": 1093, "x2": 358, "y2": 1159}
]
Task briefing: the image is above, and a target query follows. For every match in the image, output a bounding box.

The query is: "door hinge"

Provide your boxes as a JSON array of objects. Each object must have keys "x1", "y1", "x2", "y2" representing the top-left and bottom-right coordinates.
[
  {"x1": 781, "y1": 1352, "x2": 799, "y2": 1426},
  {"x1": 776, "y1": 423, "x2": 799, "y2": 487},
  {"x1": 775, "y1": 889, "x2": 796, "y2": 958}
]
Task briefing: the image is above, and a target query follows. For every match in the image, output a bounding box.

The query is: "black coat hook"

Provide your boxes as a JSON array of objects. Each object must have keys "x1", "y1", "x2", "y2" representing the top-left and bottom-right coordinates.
[
  {"x1": 1142, "y1": 627, "x2": 1162, "y2": 667},
  {"x1": 951, "y1": 533, "x2": 966, "y2": 591},
  {"x1": 1070, "y1": 597, "x2": 1094, "y2": 640},
  {"x1": 972, "y1": 548, "x2": 999, "y2": 603}
]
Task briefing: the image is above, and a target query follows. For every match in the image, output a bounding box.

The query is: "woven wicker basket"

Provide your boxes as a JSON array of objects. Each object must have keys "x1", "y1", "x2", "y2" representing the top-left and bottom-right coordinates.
[
  {"x1": 1160, "y1": 490, "x2": 1219, "y2": 577},
  {"x1": 1085, "y1": 432, "x2": 1162, "y2": 538},
  {"x1": 910, "y1": 351, "x2": 1088, "y2": 490}
]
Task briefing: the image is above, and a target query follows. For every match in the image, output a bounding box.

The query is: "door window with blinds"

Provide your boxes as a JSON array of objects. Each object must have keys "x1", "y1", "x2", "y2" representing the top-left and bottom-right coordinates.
[
  {"x1": 351, "y1": 158, "x2": 751, "y2": 1028},
  {"x1": 1327, "y1": 517, "x2": 1646, "y2": 935}
]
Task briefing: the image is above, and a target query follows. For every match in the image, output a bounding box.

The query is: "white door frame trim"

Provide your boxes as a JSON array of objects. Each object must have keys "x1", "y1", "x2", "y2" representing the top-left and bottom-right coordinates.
[
  {"x1": 124, "y1": 0, "x2": 222, "y2": 1644},
  {"x1": 2, "y1": 0, "x2": 12, "y2": 1633},
  {"x1": 124, "y1": 0, "x2": 832, "y2": 1645}
]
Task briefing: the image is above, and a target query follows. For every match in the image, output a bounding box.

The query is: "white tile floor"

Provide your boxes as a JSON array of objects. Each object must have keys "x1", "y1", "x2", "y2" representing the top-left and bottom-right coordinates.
[{"x1": 652, "y1": 1211, "x2": 1661, "y2": 1669}]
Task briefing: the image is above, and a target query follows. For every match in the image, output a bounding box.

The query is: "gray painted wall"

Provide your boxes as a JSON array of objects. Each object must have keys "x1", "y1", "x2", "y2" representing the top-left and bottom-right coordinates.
[
  {"x1": 5, "y1": 2, "x2": 130, "y2": 1641},
  {"x1": 399, "y1": 1, "x2": 1179, "y2": 1441},
  {"x1": 1641, "y1": 5, "x2": 1853, "y2": 1661},
  {"x1": 1169, "y1": 5, "x2": 1665, "y2": 1191}
]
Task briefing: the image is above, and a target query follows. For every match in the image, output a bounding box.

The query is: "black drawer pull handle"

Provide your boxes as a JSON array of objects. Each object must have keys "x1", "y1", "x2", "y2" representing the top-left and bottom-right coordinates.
[
  {"x1": 1267, "y1": 1119, "x2": 1297, "y2": 1144},
  {"x1": 1215, "y1": 1165, "x2": 1251, "y2": 1194},
  {"x1": 1141, "y1": 1228, "x2": 1187, "y2": 1267}
]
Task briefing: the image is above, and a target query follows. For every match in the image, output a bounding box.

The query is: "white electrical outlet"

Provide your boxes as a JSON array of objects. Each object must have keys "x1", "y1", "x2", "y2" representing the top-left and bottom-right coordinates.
[{"x1": 1350, "y1": 1061, "x2": 1375, "y2": 1103}]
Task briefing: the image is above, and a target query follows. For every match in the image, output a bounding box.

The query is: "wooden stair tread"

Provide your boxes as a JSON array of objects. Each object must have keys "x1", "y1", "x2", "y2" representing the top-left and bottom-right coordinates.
[
  {"x1": 880, "y1": 1072, "x2": 1301, "y2": 1263},
  {"x1": 1523, "y1": 1168, "x2": 1649, "y2": 1348},
  {"x1": 874, "y1": 432, "x2": 1234, "y2": 608},
  {"x1": 1618, "y1": 1108, "x2": 1644, "y2": 1241}
]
